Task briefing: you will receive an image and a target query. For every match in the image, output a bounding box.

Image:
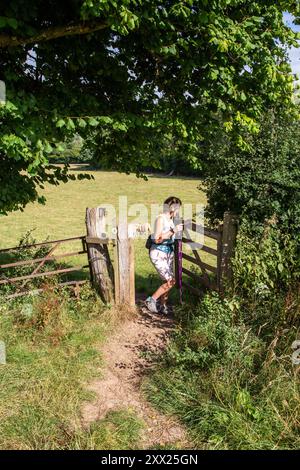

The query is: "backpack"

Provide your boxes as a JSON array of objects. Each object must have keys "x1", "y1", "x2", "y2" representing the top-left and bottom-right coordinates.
[{"x1": 145, "y1": 234, "x2": 153, "y2": 250}]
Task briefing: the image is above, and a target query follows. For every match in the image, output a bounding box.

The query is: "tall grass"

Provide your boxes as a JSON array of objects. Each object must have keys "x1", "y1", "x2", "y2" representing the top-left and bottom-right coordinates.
[
  {"x1": 144, "y1": 227, "x2": 300, "y2": 450},
  {"x1": 0, "y1": 283, "x2": 142, "y2": 449}
]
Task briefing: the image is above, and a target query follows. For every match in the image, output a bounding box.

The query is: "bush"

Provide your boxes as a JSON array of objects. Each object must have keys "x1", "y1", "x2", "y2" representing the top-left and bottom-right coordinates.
[
  {"x1": 231, "y1": 225, "x2": 300, "y2": 336},
  {"x1": 165, "y1": 294, "x2": 263, "y2": 372},
  {"x1": 144, "y1": 227, "x2": 300, "y2": 449},
  {"x1": 201, "y1": 110, "x2": 300, "y2": 239}
]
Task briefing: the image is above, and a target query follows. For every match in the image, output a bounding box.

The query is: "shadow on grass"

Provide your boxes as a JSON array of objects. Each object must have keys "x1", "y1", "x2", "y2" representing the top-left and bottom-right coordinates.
[
  {"x1": 65, "y1": 163, "x2": 204, "y2": 182},
  {"x1": 134, "y1": 272, "x2": 204, "y2": 306}
]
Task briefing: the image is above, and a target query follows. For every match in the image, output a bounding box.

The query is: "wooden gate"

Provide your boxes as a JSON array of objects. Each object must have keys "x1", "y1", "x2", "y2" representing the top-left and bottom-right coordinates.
[
  {"x1": 0, "y1": 208, "x2": 237, "y2": 305},
  {"x1": 178, "y1": 211, "x2": 238, "y2": 298},
  {"x1": 85, "y1": 208, "x2": 135, "y2": 307},
  {"x1": 0, "y1": 207, "x2": 136, "y2": 307},
  {"x1": 0, "y1": 236, "x2": 89, "y2": 300}
]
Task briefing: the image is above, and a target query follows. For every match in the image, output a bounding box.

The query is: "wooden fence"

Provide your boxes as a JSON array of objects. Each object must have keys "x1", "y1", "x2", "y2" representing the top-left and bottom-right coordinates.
[
  {"x1": 0, "y1": 208, "x2": 237, "y2": 305},
  {"x1": 85, "y1": 207, "x2": 135, "y2": 306},
  {"x1": 0, "y1": 236, "x2": 89, "y2": 300},
  {"x1": 178, "y1": 211, "x2": 238, "y2": 298},
  {"x1": 0, "y1": 207, "x2": 135, "y2": 307}
]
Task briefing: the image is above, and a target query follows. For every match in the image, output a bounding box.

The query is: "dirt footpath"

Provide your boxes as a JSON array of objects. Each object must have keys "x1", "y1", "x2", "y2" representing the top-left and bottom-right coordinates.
[{"x1": 81, "y1": 307, "x2": 188, "y2": 449}]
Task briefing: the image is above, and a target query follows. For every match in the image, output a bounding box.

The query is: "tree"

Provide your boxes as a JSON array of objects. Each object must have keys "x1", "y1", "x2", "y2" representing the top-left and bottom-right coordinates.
[
  {"x1": 0, "y1": 0, "x2": 299, "y2": 214},
  {"x1": 200, "y1": 108, "x2": 300, "y2": 238}
]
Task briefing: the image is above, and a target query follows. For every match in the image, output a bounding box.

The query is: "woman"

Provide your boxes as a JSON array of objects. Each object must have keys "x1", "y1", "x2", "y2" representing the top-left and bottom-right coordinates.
[{"x1": 145, "y1": 196, "x2": 182, "y2": 315}]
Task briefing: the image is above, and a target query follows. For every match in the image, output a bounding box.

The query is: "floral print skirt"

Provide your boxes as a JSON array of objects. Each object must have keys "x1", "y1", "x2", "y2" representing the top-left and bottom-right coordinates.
[{"x1": 149, "y1": 248, "x2": 174, "y2": 282}]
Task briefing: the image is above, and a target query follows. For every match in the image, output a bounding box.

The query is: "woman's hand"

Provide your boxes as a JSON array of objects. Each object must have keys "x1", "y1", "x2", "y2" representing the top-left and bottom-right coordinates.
[{"x1": 175, "y1": 223, "x2": 183, "y2": 233}]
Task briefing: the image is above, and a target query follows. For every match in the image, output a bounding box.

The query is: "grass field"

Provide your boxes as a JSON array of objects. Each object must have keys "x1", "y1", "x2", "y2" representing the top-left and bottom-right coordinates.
[
  {"x1": 0, "y1": 285, "x2": 144, "y2": 449},
  {"x1": 0, "y1": 169, "x2": 208, "y2": 449},
  {"x1": 0, "y1": 166, "x2": 206, "y2": 247},
  {"x1": 0, "y1": 166, "x2": 212, "y2": 297}
]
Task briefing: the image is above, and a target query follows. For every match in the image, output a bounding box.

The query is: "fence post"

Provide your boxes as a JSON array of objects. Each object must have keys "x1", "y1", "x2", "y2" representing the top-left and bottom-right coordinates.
[
  {"x1": 115, "y1": 222, "x2": 135, "y2": 307},
  {"x1": 219, "y1": 211, "x2": 238, "y2": 293},
  {"x1": 85, "y1": 207, "x2": 114, "y2": 303}
]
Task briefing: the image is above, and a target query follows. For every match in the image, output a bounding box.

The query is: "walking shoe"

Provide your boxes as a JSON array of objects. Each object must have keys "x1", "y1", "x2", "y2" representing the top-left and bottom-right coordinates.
[
  {"x1": 159, "y1": 304, "x2": 170, "y2": 315},
  {"x1": 145, "y1": 296, "x2": 159, "y2": 314}
]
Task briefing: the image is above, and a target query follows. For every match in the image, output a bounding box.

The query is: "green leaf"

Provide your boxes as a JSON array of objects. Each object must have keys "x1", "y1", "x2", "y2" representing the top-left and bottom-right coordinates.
[
  {"x1": 0, "y1": 17, "x2": 7, "y2": 28},
  {"x1": 278, "y1": 263, "x2": 284, "y2": 273},
  {"x1": 56, "y1": 119, "x2": 65, "y2": 128},
  {"x1": 88, "y1": 117, "x2": 99, "y2": 127},
  {"x1": 7, "y1": 18, "x2": 18, "y2": 29},
  {"x1": 78, "y1": 118, "x2": 87, "y2": 128},
  {"x1": 66, "y1": 118, "x2": 75, "y2": 130},
  {"x1": 44, "y1": 142, "x2": 53, "y2": 153},
  {"x1": 113, "y1": 122, "x2": 128, "y2": 131},
  {"x1": 99, "y1": 116, "x2": 113, "y2": 124}
]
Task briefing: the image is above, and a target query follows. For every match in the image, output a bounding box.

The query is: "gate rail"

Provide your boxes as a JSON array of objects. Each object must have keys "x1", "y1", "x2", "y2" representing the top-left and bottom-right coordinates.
[
  {"x1": 0, "y1": 236, "x2": 89, "y2": 300},
  {"x1": 179, "y1": 211, "x2": 238, "y2": 297}
]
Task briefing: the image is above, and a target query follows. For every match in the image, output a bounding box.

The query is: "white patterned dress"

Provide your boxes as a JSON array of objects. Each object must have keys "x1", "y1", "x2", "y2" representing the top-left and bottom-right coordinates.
[{"x1": 149, "y1": 214, "x2": 175, "y2": 281}]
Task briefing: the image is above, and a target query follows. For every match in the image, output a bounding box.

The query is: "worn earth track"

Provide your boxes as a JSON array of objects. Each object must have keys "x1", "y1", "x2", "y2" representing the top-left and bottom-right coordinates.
[{"x1": 81, "y1": 306, "x2": 188, "y2": 449}]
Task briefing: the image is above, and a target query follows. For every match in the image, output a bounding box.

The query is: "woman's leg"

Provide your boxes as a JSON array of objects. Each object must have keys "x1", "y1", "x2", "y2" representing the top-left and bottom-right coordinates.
[
  {"x1": 160, "y1": 291, "x2": 168, "y2": 306},
  {"x1": 147, "y1": 250, "x2": 175, "y2": 311},
  {"x1": 152, "y1": 278, "x2": 175, "y2": 301}
]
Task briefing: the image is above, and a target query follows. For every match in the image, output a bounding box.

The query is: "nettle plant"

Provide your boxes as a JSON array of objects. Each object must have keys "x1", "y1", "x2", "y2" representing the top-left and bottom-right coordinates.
[{"x1": 0, "y1": 1, "x2": 299, "y2": 214}]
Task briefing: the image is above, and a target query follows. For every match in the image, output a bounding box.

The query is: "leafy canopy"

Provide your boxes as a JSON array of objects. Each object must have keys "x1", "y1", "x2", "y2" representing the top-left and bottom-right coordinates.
[{"x1": 0, "y1": 0, "x2": 299, "y2": 213}]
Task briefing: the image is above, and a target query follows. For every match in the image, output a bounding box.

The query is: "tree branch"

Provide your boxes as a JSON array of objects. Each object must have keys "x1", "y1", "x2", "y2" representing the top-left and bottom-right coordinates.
[{"x1": 0, "y1": 20, "x2": 108, "y2": 48}]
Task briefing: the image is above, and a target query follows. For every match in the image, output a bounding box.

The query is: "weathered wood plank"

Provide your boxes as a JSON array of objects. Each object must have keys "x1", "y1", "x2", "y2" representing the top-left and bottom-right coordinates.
[
  {"x1": 0, "y1": 236, "x2": 85, "y2": 254},
  {"x1": 113, "y1": 240, "x2": 120, "y2": 304},
  {"x1": 219, "y1": 211, "x2": 238, "y2": 292},
  {"x1": 183, "y1": 219, "x2": 220, "y2": 240},
  {"x1": 182, "y1": 267, "x2": 218, "y2": 291},
  {"x1": 183, "y1": 227, "x2": 210, "y2": 280},
  {"x1": 0, "y1": 250, "x2": 86, "y2": 269},
  {"x1": 19, "y1": 242, "x2": 60, "y2": 290},
  {"x1": 182, "y1": 252, "x2": 217, "y2": 274},
  {"x1": 217, "y1": 225, "x2": 223, "y2": 292},
  {"x1": 115, "y1": 222, "x2": 135, "y2": 307},
  {"x1": 181, "y1": 237, "x2": 218, "y2": 256},
  {"x1": 86, "y1": 207, "x2": 114, "y2": 303},
  {"x1": 85, "y1": 236, "x2": 111, "y2": 245},
  {"x1": 0, "y1": 265, "x2": 89, "y2": 284},
  {"x1": 129, "y1": 237, "x2": 135, "y2": 306},
  {"x1": 182, "y1": 266, "x2": 202, "y2": 281}
]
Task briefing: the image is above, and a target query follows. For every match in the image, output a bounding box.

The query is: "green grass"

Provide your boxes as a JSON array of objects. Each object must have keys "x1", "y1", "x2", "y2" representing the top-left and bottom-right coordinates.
[
  {"x1": 143, "y1": 289, "x2": 300, "y2": 450},
  {"x1": 0, "y1": 168, "x2": 215, "y2": 449},
  {"x1": 0, "y1": 167, "x2": 206, "y2": 248},
  {"x1": 0, "y1": 285, "x2": 143, "y2": 449},
  {"x1": 73, "y1": 410, "x2": 144, "y2": 450},
  {"x1": 0, "y1": 166, "x2": 211, "y2": 298}
]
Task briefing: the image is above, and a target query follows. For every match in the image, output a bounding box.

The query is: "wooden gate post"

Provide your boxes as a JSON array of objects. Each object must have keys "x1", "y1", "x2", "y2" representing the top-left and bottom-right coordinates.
[
  {"x1": 218, "y1": 211, "x2": 238, "y2": 293},
  {"x1": 85, "y1": 207, "x2": 114, "y2": 303},
  {"x1": 115, "y1": 222, "x2": 135, "y2": 307}
]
